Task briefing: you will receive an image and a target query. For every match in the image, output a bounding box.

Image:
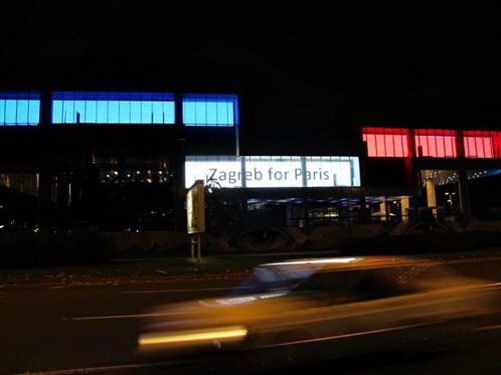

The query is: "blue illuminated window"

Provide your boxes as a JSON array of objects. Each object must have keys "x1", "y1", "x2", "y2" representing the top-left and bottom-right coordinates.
[
  {"x1": 52, "y1": 92, "x2": 175, "y2": 124},
  {"x1": 183, "y1": 94, "x2": 238, "y2": 127},
  {"x1": 0, "y1": 92, "x2": 40, "y2": 126}
]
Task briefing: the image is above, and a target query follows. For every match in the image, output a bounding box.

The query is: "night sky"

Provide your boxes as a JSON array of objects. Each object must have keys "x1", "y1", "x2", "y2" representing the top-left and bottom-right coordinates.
[{"x1": 1, "y1": 2, "x2": 501, "y2": 153}]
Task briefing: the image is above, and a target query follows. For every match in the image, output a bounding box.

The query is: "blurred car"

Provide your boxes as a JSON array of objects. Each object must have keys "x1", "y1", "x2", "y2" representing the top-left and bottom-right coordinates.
[{"x1": 138, "y1": 256, "x2": 501, "y2": 359}]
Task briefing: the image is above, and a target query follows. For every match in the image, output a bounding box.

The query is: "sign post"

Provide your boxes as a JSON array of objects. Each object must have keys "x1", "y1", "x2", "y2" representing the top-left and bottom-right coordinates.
[{"x1": 186, "y1": 180, "x2": 205, "y2": 262}]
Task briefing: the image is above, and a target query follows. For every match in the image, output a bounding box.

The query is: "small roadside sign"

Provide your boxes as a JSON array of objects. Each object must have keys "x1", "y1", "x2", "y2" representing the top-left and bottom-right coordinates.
[
  {"x1": 186, "y1": 180, "x2": 205, "y2": 234},
  {"x1": 186, "y1": 180, "x2": 205, "y2": 261}
]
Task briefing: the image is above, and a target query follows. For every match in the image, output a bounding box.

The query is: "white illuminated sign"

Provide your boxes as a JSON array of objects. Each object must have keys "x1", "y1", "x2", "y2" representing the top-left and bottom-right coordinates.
[
  {"x1": 185, "y1": 156, "x2": 360, "y2": 189},
  {"x1": 245, "y1": 158, "x2": 303, "y2": 188}
]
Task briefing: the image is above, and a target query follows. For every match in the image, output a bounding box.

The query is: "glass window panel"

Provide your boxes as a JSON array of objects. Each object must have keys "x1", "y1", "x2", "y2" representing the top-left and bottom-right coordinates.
[
  {"x1": 119, "y1": 101, "x2": 131, "y2": 123},
  {"x1": 195, "y1": 101, "x2": 206, "y2": 124},
  {"x1": 441, "y1": 135, "x2": 447, "y2": 157},
  {"x1": 130, "y1": 101, "x2": 142, "y2": 123},
  {"x1": 442, "y1": 137, "x2": 453, "y2": 156},
  {"x1": 152, "y1": 101, "x2": 164, "y2": 123},
  {"x1": 183, "y1": 94, "x2": 238, "y2": 126},
  {"x1": 183, "y1": 102, "x2": 196, "y2": 125},
  {"x1": 0, "y1": 93, "x2": 40, "y2": 125},
  {"x1": 84, "y1": 101, "x2": 97, "y2": 123},
  {"x1": 414, "y1": 130, "x2": 457, "y2": 158},
  {"x1": 108, "y1": 101, "x2": 119, "y2": 123},
  {"x1": 0, "y1": 100, "x2": 4, "y2": 124},
  {"x1": 465, "y1": 137, "x2": 473, "y2": 157},
  {"x1": 63, "y1": 99, "x2": 75, "y2": 123},
  {"x1": 428, "y1": 136, "x2": 436, "y2": 156},
  {"x1": 438, "y1": 135, "x2": 445, "y2": 157},
  {"x1": 74, "y1": 100, "x2": 86, "y2": 123},
  {"x1": 476, "y1": 138, "x2": 485, "y2": 158},
  {"x1": 28, "y1": 100, "x2": 40, "y2": 125},
  {"x1": 385, "y1": 134, "x2": 395, "y2": 157},
  {"x1": 96, "y1": 101, "x2": 108, "y2": 123},
  {"x1": 367, "y1": 134, "x2": 377, "y2": 156},
  {"x1": 361, "y1": 127, "x2": 410, "y2": 157},
  {"x1": 164, "y1": 102, "x2": 175, "y2": 123},
  {"x1": 141, "y1": 101, "x2": 153, "y2": 123},
  {"x1": 463, "y1": 131, "x2": 497, "y2": 158},
  {"x1": 394, "y1": 135, "x2": 403, "y2": 156},
  {"x1": 205, "y1": 102, "x2": 218, "y2": 125},
  {"x1": 481, "y1": 138, "x2": 493, "y2": 158},
  {"x1": 51, "y1": 92, "x2": 175, "y2": 125},
  {"x1": 227, "y1": 102, "x2": 235, "y2": 125},
  {"x1": 416, "y1": 136, "x2": 426, "y2": 156},
  {"x1": 375, "y1": 134, "x2": 386, "y2": 156},
  {"x1": 5, "y1": 100, "x2": 17, "y2": 125},
  {"x1": 216, "y1": 102, "x2": 228, "y2": 125},
  {"x1": 431, "y1": 136, "x2": 444, "y2": 158},
  {"x1": 16, "y1": 100, "x2": 29, "y2": 124},
  {"x1": 52, "y1": 100, "x2": 63, "y2": 123},
  {"x1": 464, "y1": 136, "x2": 494, "y2": 158}
]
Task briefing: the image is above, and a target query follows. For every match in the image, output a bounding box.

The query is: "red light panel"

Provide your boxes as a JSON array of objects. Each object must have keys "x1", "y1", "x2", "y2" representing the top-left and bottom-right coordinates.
[
  {"x1": 414, "y1": 129, "x2": 457, "y2": 158},
  {"x1": 362, "y1": 128, "x2": 410, "y2": 157},
  {"x1": 362, "y1": 127, "x2": 501, "y2": 159},
  {"x1": 463, "y1": 131, "x2": 500, "y2": 158}
]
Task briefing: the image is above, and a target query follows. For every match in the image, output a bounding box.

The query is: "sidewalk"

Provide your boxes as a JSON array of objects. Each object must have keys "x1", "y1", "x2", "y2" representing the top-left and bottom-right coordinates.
[
  {"x1": 0, "y1": 250, "x2": 340, "y2": 287},
  {"x1": 2, "y1": 247, "x2": 501, "y2": 287}
]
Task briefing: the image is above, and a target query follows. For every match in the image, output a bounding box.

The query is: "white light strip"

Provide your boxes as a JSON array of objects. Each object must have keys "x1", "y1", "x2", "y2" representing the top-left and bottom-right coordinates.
[
  {"x1": 265, "y1": 257, "x2": 359, "y2": 267},
  {"x1": 139, "y1": 326, "x2": 248, "y2": 346}
]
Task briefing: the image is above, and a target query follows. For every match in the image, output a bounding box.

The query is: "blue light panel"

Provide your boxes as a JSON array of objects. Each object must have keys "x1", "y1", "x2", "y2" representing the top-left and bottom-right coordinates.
[
  {"x1": 183, "y1": 94, "x2": 238, "y2": 127},
  {"x1": 52, "y1": 92, "x2": 175, "y2": 124},
  {"x1": 0, "y1": 93, "x2": 40, "y2": 126}
]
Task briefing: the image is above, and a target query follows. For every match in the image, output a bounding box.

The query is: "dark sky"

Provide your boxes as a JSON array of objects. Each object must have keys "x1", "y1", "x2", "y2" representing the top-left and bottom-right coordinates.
[
  {"x1": 2, "y1": 3, "x2": 499, "y2": 91},
  {"x1": 1, "y1": 2, "x2": 501, "y2": 151}
]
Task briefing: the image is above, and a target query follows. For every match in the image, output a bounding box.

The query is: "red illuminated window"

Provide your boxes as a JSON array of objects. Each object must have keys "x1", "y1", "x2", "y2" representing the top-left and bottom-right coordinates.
[
  {"x1": 414, "y1": 129, "x2": 457, "y2": 158},
  {"x1": 463, "y1": 130, "x2": 501, "y2": 158},
  {"x1": 362, "y1": 127, "x2": 501, "y2": 159},
  {"x1": 362, "y1": 127, "x2": 410, "y2": 157}
]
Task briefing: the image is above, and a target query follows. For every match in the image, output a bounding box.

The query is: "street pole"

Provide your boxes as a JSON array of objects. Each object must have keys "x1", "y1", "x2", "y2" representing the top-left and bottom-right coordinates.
[{"x1": 197, "y1": 233, "x2": 202, "y2": 262}]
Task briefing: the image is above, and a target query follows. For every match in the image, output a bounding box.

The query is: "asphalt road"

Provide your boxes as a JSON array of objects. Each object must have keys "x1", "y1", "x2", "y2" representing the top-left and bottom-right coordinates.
[{"x1": 2, "y1": 256, "x2": 501, "y2": 375}]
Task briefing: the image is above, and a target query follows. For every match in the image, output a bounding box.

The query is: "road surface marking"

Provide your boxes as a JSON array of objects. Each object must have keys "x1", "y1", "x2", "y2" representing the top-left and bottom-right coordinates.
[
  {"x1": 263, "y1": 323, "x2": 426, "y2": 348},
  {"x1": 63, "y1": 311, "x2": 182, "y2": 321},
  {"x1": 14, "y1": 360, "x2": 188, "y2": 375},
  {"x1": 67, "y1": 286, "x2": 251, "y2": 321}
]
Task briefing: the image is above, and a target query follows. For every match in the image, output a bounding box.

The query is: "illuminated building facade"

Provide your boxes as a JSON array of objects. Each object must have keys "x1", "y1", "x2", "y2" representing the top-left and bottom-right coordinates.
[
  {"x1": 0, "y1": 91, "x2": 238, "y2": 231},
  {"x1": 361, "y1": 125, "x2": 501, "y2": 221},
  {"x1": 0, "y1": 89, "x2": 500, "y2": 234}
]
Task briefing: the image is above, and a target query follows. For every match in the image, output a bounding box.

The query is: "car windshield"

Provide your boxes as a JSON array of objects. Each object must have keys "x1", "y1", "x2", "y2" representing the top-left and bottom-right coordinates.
[{"x1": 229, "y1": 265, "x2": 314, "y2": 295}]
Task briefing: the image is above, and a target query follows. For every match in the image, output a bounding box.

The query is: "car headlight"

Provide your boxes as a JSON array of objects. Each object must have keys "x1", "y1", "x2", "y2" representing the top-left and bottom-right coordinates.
[{"x1": 139, "y1": 325, "x2": 248, "y2": 349}]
